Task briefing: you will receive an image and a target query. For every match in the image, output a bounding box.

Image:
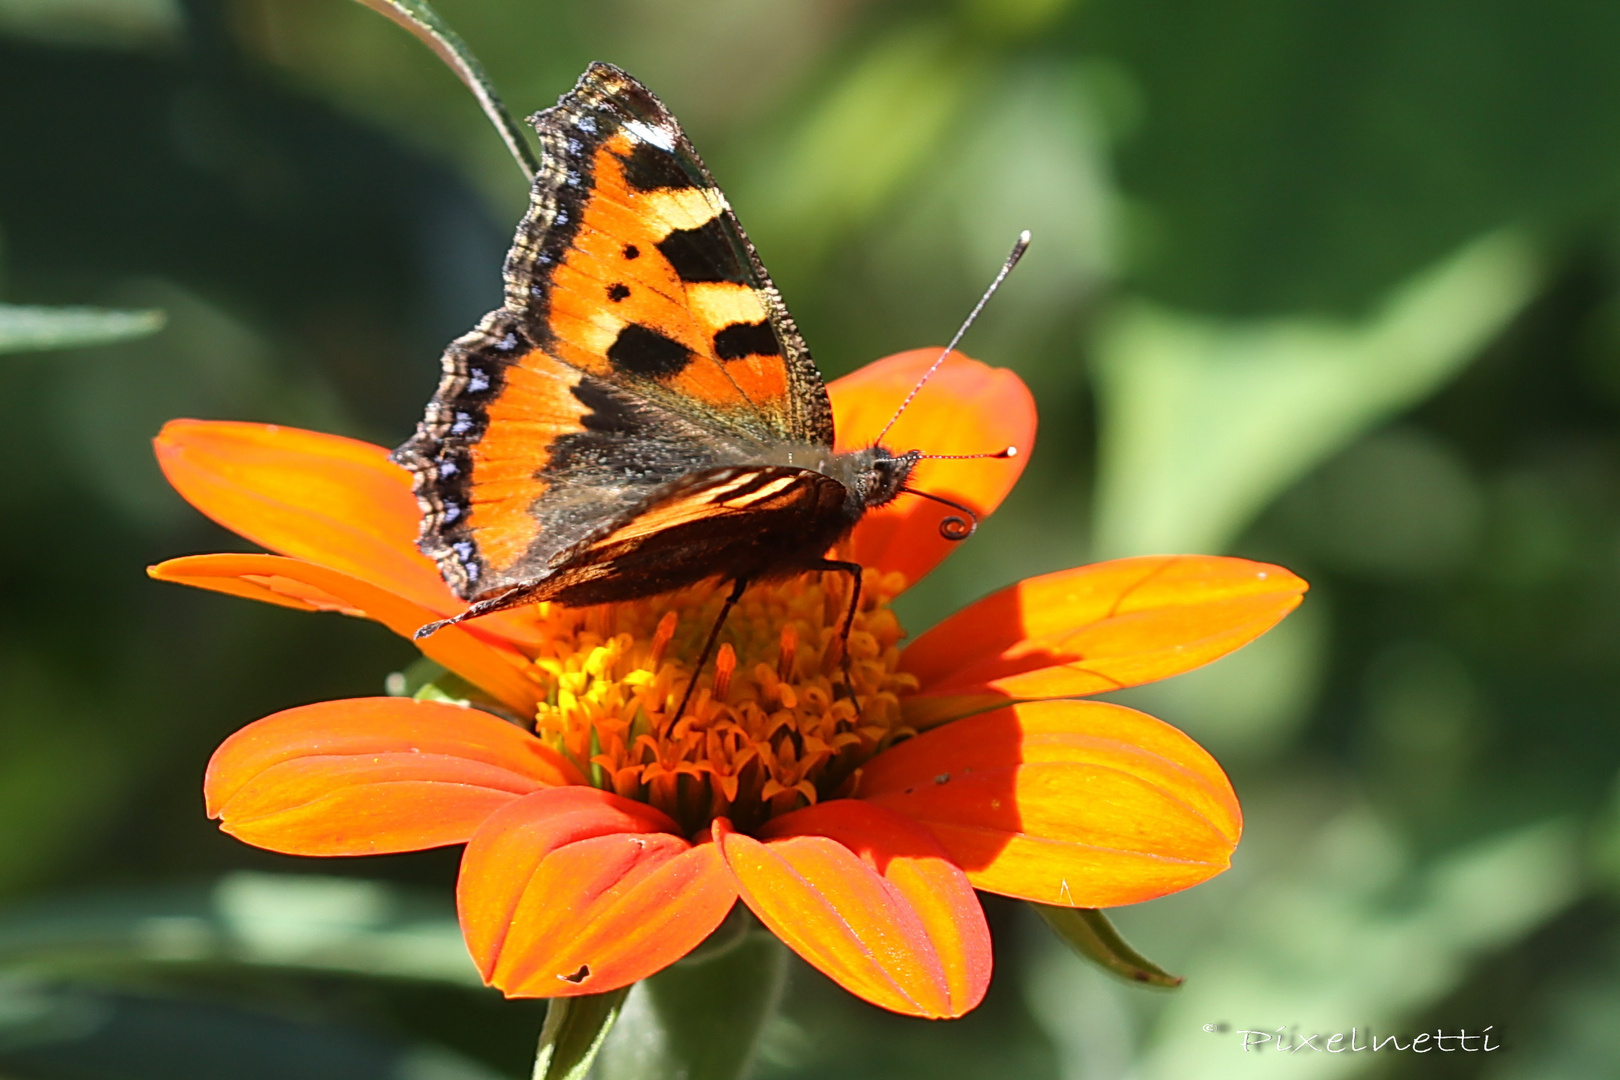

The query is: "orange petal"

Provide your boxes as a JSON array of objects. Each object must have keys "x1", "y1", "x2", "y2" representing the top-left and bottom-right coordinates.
[
  {"x1": 150, "y1": 554, "x2": 544, "y2": 717},
  {"x1": 828, "y1": 350, "x2": 1035, "y2": 586},
  {"x1": 858, "y1": 700, "x2": 1241, "y2": 908},
  {"x1": 901, "y1": 556, "x2": 1307, "y2": 728},
  {"x1": 717, "y1": 804, "x2": 990, "y2": 1018},
  {"x1": 154, "y1": 420, "x2": 543, "y2": 648},
  {"x1": 205, "y1": 697, "x2": 580, "y2": 855},
  {"x1": 458, "y1": 788, "x2": 737, "y2": 997}
]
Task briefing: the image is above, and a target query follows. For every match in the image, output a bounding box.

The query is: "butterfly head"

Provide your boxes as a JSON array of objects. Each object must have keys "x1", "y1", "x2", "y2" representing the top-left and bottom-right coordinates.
[
  {"x1": 826, "y1": 446, "x2": 920, "y2": 515},
  {"x1": 830, "y1": 445, "x2": 1014, "y2": 542}
]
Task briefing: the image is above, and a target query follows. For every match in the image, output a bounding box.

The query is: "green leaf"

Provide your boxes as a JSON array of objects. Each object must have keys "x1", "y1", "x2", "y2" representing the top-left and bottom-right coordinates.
[
  {"x1": 593, "y1": 913, "x2": 788, "y2": 1080},
  {"x1": 1089, "y1": 230, "x2": 1541, "y2": 557},
  {"x1": 0, "y1": 981, "x2": 505, "y2": 1080},
  {"x1": 0, "y1": 872, "x2": 480, "y2": 986},
  {"x1": 532, "y1": 989, "x2": 631, "y2": 1080},
  {"x1": 0, "y1": 305, "x2": 164, "y2": 355},
  {"x1": 1033, "y1": 904, "x2": 1184, "y2": 989},
  {"x1": 348, "y1": 0, "x2": 537, "y2": 181}
]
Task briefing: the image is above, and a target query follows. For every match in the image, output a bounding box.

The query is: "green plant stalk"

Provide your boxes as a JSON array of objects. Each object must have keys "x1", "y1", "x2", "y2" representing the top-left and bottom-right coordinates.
[
  {"x1": 533, "y1": 989, "x2": 632, "y2": 1080},
  {"x1": 348, "y1": 0, "x2": 539, "y2": 182},
  {"x1": 594, "y1": 916, "x2": 789, "y2": 1080}
]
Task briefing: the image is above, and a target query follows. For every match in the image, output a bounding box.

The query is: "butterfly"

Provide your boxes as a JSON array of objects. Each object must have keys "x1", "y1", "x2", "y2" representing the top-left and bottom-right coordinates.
[{"x1": 392, "y1": 62, "x2": 1018, "y2": 702}]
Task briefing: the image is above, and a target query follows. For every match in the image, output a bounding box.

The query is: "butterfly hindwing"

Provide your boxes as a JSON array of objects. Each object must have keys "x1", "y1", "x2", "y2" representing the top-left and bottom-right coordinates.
[
  {"x1": 396, "y1": 63, "x2": 841, "y2": 602},
  {"x1": 528, "y1": 466, "x2": 850, "y2": 607}
]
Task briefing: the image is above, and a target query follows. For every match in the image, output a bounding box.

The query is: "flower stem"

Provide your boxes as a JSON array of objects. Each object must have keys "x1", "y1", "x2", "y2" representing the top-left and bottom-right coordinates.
[
  {"x1": 593, "y1": 912, "x2": 788, "y2": 1080},
  {"x1": 532, "y1": 989, "x2": 631, "y2": 1080}
]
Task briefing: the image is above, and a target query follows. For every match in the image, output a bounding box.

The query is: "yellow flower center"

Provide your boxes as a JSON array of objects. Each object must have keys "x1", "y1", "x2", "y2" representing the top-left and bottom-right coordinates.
[{"x1": 520, "y1": 569, "x2": 916, "y2": 834}]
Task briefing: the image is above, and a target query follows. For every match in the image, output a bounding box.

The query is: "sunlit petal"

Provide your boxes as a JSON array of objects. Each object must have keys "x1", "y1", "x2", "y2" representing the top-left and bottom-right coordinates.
[
  {"x1": 717, "y1": 804, "x2": 990, "y2": 1019},
  {"x1": 859, "y1": 700, "x2": 1241, "y2": 907},
  {"x1": 459, "y1": 788, "x2": 737, "y2": 997},
  {"x1": 206, "y1": 697, "x2": 579, "y2": 855},
  {"x1": 901, "y1": 555, "x2": 1307, "y2": 728},
  {"x1": 829, "y1": 350, "x2": 1035, "y2": 587},
  {"x1": 154, "y1": 420, "x2": 543, "y2": 647}
]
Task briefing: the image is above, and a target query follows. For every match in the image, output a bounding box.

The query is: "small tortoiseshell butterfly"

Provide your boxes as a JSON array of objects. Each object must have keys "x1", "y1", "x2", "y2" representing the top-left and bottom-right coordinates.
[{"x1": 394, "y1": 63, "x2": 1019, "y2": 683}]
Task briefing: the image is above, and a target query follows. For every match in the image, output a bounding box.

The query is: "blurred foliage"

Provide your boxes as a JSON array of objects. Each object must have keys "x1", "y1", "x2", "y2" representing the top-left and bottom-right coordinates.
[
  {"x1": 1090, "y1": 231, "x2": 1541, "y2": 557},
  {"x1": 0, "y1": 305, "x2": 165, "y2": 355},
  {"x1": 6, "y1": 0, "x2": 1620, "y2": 1077}
]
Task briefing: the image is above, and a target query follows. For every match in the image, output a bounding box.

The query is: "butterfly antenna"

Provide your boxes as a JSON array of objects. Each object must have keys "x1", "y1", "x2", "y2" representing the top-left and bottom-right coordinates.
[
  {"x1": 917, "y1": 447, "x2": 1019, "y2": 461},
  {"x1": 873, "y1": 230, "x2": 1031, "y2": 446},
  {"x1": 900, "y1": 487, "x2": 982, "y2": 541}
]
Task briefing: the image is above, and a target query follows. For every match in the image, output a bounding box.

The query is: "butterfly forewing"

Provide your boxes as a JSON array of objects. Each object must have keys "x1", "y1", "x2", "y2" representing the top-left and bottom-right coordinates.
[{"x1": 395, "y1": 63, "x2": 839, "y2": 603}]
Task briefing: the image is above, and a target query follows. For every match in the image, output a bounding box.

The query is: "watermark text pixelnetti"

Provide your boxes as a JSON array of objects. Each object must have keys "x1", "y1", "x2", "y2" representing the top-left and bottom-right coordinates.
[{"x1": 1203, "y1": 1023, "x2": 1501, "y2": 1054}]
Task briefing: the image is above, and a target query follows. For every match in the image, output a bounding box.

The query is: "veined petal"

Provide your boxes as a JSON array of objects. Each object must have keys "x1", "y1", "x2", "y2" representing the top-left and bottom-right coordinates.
[
  {"x1": 156, "y1": 420, "x2": 437, "y2": 600},
  {"x1": 458, "y1": 788, "x2": 737, "y2": 997},
  {"x1": 829, "y1": 350, "x2": 1035, "y2": 587},
  {"x1": 150, "y1": 554, "x2": 544, "y2": 717},
  {"x1": 858, "y1": 700, "x2": 1241, "y2": 908},
  {"x1": 901, "y1": 556, "x2": 1307, "y2": 728},
  {"x1": 717, "y1": 804, "x2": 990, "y2": 1019},
  {"x1": 154, "y1": 420, "x2": 543, "y2": 648},
  {"x1": 206, "y1": 697, "x2": 580, "y2": 855}
]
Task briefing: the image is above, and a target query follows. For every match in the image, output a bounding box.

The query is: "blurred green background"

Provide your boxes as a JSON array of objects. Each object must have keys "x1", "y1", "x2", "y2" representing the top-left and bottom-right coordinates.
[{"x1": 5, "y1": 0, "x2": 1620, "y2": 1076}]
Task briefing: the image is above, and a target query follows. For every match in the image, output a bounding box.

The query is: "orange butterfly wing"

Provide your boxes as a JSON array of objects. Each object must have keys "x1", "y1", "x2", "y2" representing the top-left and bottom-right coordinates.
[{"x1": 395, "y1": 64, "x2": 839, "y2": 603}]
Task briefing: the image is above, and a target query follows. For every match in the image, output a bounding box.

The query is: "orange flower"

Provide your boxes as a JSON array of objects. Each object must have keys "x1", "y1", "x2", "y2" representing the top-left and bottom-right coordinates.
[{"x1": 151, "y1": 350, "x2": 1305, "y2": 1019}]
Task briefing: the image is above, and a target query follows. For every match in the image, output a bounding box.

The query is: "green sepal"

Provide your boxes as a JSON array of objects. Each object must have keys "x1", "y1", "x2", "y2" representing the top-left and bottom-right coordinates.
[
  {"x1": 387, "y1": 657, "x2": 521, "y2": 719},
  {"x1": 1032, "y1": 903, "x2": 1185, "y2": 989},
  {"x1": 532, "y1": 989, "x2": 631, "y2": 1080},
  {"x1": 592, "y1": 910, "x2": 788, "y2": 1080},
  {"x1": 413, "y1": 673, "x2": 481, "y2": 708}
]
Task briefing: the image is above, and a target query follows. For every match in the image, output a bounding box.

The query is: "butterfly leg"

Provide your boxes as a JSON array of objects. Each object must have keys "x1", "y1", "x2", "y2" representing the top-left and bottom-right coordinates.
[
  {"x1": 805, "y1": 558, "x2": 864, "y2": 704},
  {"x1": 669, "y1": 576, "x2": 750, "y2": 725}
]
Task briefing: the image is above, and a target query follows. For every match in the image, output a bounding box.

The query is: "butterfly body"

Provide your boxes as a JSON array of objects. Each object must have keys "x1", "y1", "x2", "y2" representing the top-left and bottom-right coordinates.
[{"x1": 393, "y1": 62, "x2": 920, "y2": 629}]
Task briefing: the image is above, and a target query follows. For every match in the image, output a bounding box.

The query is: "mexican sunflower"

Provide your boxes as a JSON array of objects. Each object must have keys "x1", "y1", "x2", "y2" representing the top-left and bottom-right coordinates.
[{"x1": 150, "y1": 349, "x2": 1305, "y2": 1019}]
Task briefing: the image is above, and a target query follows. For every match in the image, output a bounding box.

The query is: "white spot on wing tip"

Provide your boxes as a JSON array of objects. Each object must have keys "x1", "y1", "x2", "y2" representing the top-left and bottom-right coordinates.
[{"x1": 624, "y1": 119, "x2": 677, "y2": 151}]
